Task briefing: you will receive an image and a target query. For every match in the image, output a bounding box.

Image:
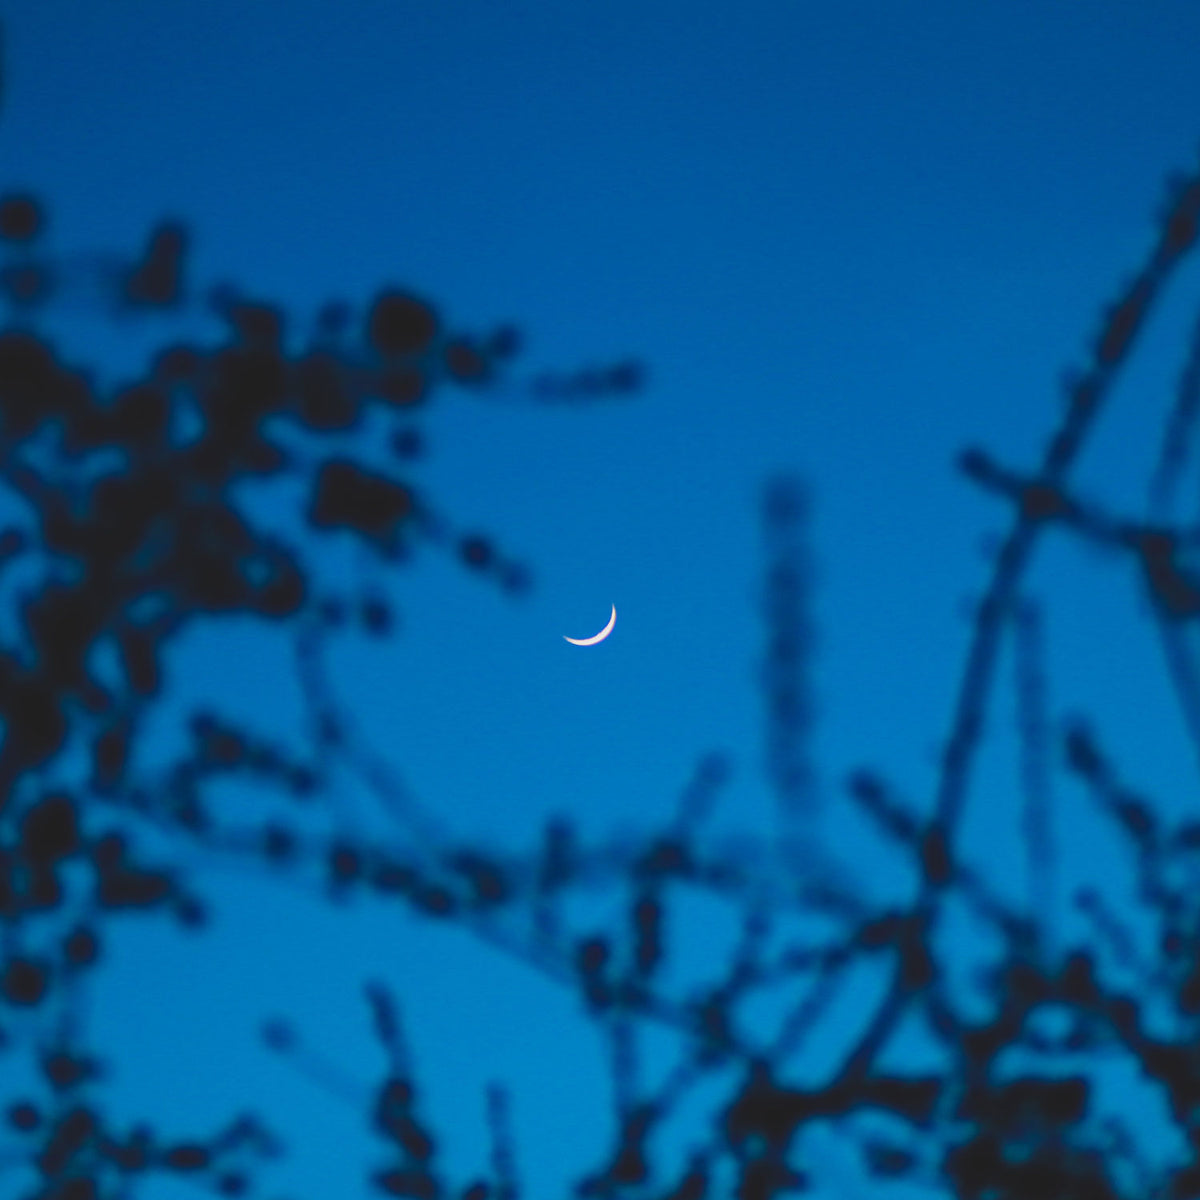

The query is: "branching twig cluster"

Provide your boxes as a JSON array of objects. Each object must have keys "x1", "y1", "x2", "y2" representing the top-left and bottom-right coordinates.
[{"x1": 6, "y1": 83, "x2": 1200, "y2": 1200}]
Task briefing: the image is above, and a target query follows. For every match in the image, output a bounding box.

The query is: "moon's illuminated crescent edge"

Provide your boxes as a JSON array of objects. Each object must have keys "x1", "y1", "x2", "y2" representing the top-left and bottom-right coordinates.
[{"x1": 563, "y1": 604, "x2": 617, "y2": 646}]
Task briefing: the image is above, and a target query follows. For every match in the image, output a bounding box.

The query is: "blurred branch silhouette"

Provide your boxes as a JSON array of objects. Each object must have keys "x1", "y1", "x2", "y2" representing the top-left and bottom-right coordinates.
[{"x1": 7, "y1": 17, "x2": 1200, "y2": 1197}]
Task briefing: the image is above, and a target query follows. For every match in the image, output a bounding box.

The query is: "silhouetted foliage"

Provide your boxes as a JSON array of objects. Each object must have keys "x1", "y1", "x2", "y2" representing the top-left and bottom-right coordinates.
[
  {"x1": 0, "y1": 132, "x2": 643, "y2": 1194},
  {"x1": 7, "y1": 22, "x2": 1200, "y2": 1196}
]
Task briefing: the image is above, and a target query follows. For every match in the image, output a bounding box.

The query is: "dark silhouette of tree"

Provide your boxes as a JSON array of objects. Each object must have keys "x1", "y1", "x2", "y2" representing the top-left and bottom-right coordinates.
[
  {"x1": 7, "y1": 22, "x2": 1200, "y2": 1198},
  {"x1": 0, "y1": 164, "x2": 644, "y2": 1199}
]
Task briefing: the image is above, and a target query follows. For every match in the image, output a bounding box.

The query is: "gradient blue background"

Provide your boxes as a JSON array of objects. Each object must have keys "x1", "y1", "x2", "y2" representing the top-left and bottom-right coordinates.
[{"x1": 4, "y1": 2, "x2": 1200, "y2": 1196}]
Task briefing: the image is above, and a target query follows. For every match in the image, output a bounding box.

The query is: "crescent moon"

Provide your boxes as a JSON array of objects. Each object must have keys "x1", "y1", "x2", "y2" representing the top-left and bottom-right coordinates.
[{"x1": 564, "y1": 604, "x2": 617, "y2": 646}]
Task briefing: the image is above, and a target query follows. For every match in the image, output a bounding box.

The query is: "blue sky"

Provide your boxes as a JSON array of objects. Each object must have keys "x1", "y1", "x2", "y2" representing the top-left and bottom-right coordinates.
[{"x1": 5, "y1": 2, "x2": 1200, "y2": 1196}]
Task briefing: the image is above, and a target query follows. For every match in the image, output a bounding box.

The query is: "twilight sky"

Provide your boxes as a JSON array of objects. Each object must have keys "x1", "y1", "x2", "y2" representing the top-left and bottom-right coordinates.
[{"x1": 5, "y1": 2, "x2": 1200, "y2": 1196}]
